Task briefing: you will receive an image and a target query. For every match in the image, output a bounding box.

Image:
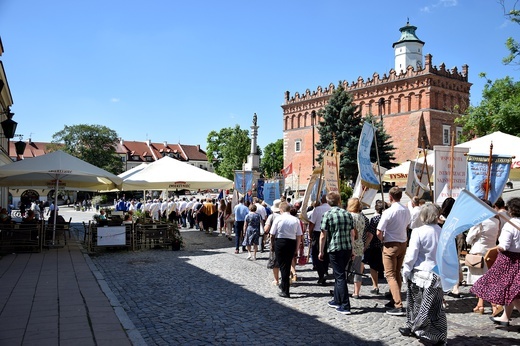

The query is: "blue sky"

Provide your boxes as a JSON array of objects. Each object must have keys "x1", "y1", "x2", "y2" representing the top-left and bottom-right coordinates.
[{"x1": 0, "y1": 0, "x2": 518, "y2": 151}]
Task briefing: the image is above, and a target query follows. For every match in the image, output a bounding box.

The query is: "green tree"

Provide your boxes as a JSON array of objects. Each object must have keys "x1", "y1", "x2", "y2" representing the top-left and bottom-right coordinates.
[
  {"x1": 206, "y1": 125, "x2": 251, "y2": 180},
  {"x1": 501, "y1": 0, "x2": 520, "y2": 65},
  {"x1": 456, "y1": 75, "x2": 520, "y2": 140},
  {"x1": 261, "y1": 139, "x2": 283, "y2": 178},
  {"x1": 50, "y1": 124, "x2": 123, "y2": 174},
  {"x1": 315, "y1": 84, "x2": 396, "y2": 181}
]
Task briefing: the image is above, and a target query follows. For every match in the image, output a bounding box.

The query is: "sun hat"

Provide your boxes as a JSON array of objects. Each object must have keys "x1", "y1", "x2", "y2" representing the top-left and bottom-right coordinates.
[{"x1": 271, "y1": 199, "x2": 281, "y2": 213}]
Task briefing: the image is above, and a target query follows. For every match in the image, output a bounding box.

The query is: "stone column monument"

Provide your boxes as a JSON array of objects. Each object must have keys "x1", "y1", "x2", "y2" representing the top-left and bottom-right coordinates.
[{"x1": 244, "y1": 113, "x2": 260, "y2": 171}]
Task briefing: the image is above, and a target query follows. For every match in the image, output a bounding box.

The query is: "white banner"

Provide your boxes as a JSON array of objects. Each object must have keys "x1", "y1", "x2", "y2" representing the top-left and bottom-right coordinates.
[{"x1": 434, "y1": 146, "x2": 469, "y2": 204}]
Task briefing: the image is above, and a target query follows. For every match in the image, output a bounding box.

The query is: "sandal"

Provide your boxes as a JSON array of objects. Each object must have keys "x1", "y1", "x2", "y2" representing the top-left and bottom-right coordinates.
[
  {"x1": 473, "y1": 306, "x2": 484, "y2": 314},
  {"x1": 492, "y1": 305, "x2": 504, "y2": 317}
]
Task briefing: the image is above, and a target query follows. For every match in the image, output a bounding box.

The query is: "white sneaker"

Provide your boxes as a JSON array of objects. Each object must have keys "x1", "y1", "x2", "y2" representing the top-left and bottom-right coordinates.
[
  {"x1": 247, "y1": 254, "x2": 252, "y2": 260},
  {"x1": 218, "y1": 234, "x2": 223, "y2": 237}
]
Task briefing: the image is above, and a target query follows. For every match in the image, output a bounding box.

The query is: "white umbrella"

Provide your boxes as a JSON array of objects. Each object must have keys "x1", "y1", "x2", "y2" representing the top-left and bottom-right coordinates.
[
  {"x1": 121, "y1": 156, "x2": 233, "y2": 191},
  {"x1": 0, "y1": 150, "x2": 123, "y2": 244}
]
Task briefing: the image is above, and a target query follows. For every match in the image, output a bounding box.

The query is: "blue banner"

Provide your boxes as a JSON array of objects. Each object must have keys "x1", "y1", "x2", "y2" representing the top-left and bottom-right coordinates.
[
  {"x1": 234, "y1": 171, "x2": 253, "y2": 195},
  {"x1": 433, "y1": 189, "x2": 496, "y2": 290},
  {"x1": 357, "y1": 122, "x2": 380, "y2": 189},
  {"x1": 262, "y1": 182, "x2": 280, "y2": 206},
  {"x1": 256, "y1": 179, "x2": 264, "y2": 200},
  {"x1": 466, "y1": 154, "x2": 512, "y2": 204}
]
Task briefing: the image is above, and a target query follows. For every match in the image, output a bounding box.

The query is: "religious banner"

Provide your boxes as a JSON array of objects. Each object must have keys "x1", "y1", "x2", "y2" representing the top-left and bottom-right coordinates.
[
  {"x1": 323, "y1": 150, "x2": 340, "y2": 194},
  {"x1": 353, "y1": 163, "x2": 387, "y2": 207},
  {"x1": 466, "y1": 154, "x2": 512, "y2": 204},
  {"x1": 300, "y1": 166, "x2": 326, "y2": 222},
  {"x1": 357, "y1": 122, "x2": 380, "y2": 189},
  {"x1": 256, "y1": 179, "x2": 265, "y2": 201},
  {"x1": 405, "y1": 157, "x2": 432, "y2": 199},
  {"x1": 234, "y1": 171, "x2": 253, "y2": 194},
  {"x1": 434, "y1": 146, "x2": 469, "y2": 204},
  {"x1": 262, "y1": 181, "x2": 280, "y2": 206}
]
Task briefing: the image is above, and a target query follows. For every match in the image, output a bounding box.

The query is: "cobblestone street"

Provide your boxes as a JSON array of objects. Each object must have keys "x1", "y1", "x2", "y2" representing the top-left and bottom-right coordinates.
[{"x1": 90, "y1": 228, "x2": 520, "y2": 345}]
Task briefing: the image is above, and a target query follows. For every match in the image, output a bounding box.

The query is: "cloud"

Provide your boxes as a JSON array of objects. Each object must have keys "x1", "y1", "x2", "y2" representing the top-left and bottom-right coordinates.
[
  {"x1": 420, "y1": 0, "x2": 457, "y2": 12},
  {"x1": 111, "y1": 98, "x2": 120, "y2": 103}
]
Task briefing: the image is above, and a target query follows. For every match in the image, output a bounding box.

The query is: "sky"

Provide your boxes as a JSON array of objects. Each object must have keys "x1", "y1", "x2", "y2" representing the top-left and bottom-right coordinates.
[{"x1": 0, "y1": 0, "x2": 518, "y2": 152}]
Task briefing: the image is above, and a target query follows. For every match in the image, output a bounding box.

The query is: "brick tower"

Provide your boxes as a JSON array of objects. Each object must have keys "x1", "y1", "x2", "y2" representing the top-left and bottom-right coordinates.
[{"x1": 281, "y1": 22, "x2": 472, "y2": 192}]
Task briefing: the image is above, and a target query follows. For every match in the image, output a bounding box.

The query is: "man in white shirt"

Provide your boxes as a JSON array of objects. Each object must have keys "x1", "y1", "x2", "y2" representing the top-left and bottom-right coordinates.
[
  {"x1": 377, "y1": 187, "x2": 411, "y2": 316},
  {"x1": 178, "y1": 198, "x2": 188, "y2": 228},
  {"x1": 270, "y1": 202, "x2": 303, "y2": 298},
  {"x1": 309, "y1": 194, "x2": 331, "y2": 285},
  {"x1": 186, "y1": 198, "x2": 195, "y2": 228}
]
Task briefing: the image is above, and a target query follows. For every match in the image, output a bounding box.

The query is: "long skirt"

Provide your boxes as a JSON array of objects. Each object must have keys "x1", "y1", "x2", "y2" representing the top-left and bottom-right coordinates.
[
  {"x1": 406, "y1": 274, "x2": 447, "y2": 344},
  {"x1": 470, "y1": 251, "x2": 520, "y2": 305}
]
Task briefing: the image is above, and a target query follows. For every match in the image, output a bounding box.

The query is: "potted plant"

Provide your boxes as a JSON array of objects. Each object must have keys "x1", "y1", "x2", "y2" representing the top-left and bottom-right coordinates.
[{"x1": 171, "y1": 228, "x2": 184, "y2": 251}]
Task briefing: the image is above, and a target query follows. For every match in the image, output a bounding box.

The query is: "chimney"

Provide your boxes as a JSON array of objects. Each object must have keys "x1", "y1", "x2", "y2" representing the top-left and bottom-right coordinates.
[{"x1": 197, "y1": 144, "x2": 200, "y2": 151}]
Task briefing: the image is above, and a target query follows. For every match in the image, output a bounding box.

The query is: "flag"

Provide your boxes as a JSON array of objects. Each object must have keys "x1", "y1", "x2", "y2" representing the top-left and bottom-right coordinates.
[
  {"x1": 466, "y1": 154, "x2": 512, "y2": 204},
  {"x1": 433, "y1": 189, "x2": 496, "y2": 290},
  {"x1": 234, "y1": 171, "x2": 253, "y2": 194},
  {"x1": 357, "y1": 122, "x2": 380, "y2": 189},
  {"x1": 433, "y1": 146, "x2": 468, "y2": 204},
  {"x1": 281, "y1": 163, "x2": 293, "y2": 178}
]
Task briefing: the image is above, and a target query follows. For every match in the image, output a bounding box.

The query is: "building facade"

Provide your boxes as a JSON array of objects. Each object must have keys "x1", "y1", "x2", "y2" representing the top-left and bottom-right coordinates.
[
  {"x1": 0, "y1": 38, "x2": 18, "y2": 208},
  {"x1": 281, "y1": 22, "x2": 471, "y2": 191}
]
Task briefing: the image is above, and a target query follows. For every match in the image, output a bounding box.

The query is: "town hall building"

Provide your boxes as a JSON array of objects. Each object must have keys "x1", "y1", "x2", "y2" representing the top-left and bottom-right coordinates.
[{"x1": 281, "y1": 22, "x2": 471, "y2": 191}]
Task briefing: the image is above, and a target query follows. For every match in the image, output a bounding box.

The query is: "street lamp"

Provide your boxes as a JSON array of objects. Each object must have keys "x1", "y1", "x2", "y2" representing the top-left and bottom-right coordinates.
[
  {"x1": 311, "y1": 110, "x2": 316, "y2": 169},
  {"x1": 14, "y1": 135, "x2": 26, "y2": 160},
  {"x1": 1, "y1": 107, "x2": 17, "y2": 139}
]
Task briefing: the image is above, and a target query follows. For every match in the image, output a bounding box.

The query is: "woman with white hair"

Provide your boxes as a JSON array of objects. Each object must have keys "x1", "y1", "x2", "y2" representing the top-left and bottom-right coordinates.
[{"x1": 399, "y1": 203, "x2": 447, "y2": 345}]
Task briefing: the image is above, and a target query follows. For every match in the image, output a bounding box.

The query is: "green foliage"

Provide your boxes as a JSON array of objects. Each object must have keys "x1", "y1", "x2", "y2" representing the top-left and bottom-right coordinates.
[
  {"x1": 456, "y1": 75, "x2": 520, "y2": 140},
  {"x1": 315, "y1": 84, "x2": 396, "y2": 181},
  {"x1": 501, "y1": 1, "x2": 520, "y2": 65},
  {"x1": 261, "y1": 139, "x2": 283, "y2": 178},
  {"x1": 340, "y1": 181, "x2": 353, "y2": 207},
  {"x1": 206, "y1": 125, "x2": 251, "y2": 180},
  {"x1": 51, "y1": 124, "x2": 123, "y2": 174}
]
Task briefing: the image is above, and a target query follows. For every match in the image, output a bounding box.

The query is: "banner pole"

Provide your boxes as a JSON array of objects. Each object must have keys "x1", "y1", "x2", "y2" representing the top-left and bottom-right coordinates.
[
  {"x1": 449, "y1": 131, "x2": 455, "y2": 198},
  {"x1": 370, "y1": 118, "x2": 385, "y2": 206},
  {"x1": 485, "y1": 142, "x2": 494, "y2": 201}
]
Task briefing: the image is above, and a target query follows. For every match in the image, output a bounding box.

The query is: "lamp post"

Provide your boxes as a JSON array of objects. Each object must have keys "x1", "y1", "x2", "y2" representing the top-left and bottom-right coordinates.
[
  {"x1": 14, "y1": 135, "x2": 26, "y2": 161},
  {"x1": 311, "y1": 110, "x2": 316, "y2": 169},
  {"x1": 1, "y1": 107, "x2": 18, "y2": 158}
]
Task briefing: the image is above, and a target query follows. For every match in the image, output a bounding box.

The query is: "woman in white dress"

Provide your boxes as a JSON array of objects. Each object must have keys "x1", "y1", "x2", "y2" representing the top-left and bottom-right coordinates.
[{"x1": 466, "y1": 211, "x2": 500, "y2": 315}]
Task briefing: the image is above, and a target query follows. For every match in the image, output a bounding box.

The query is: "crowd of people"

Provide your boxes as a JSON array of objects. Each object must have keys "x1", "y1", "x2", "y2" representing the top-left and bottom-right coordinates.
[{"x1": 110, "y1": 188, "x2": 520, "y2": 345}]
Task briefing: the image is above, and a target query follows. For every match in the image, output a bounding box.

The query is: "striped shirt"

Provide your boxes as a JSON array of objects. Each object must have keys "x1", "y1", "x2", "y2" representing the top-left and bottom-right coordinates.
[{"x1": 321, "y1": 206, "x2": 354, "y2": 253}]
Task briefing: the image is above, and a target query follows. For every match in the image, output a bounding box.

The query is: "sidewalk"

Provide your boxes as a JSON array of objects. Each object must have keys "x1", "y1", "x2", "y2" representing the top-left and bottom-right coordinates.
[{"x1": 0, "y1": 238, "x2": 139, "y2": 345}]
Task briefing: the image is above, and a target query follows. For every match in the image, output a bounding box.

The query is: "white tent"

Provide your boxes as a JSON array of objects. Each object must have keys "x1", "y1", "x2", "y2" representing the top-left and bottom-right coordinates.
[
  {"x1": 456, "y1": 131, "x2": 520, "y2": 180},
  {"x1": 383, "y1": 152, "x2": 434, "y2": 185},
  {"x1": 118, "y1": 163, "x2": 148, "y2": 180},
  {"x1": 456, "y1": 131, "x2": 520, "y2": 165},
  {"x1": 120, "y1": 156, "x2": 233, "y2": 191}
]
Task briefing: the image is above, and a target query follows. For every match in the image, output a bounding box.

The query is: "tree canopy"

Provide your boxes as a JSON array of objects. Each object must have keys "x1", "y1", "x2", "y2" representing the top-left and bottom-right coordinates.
[
  {"x1": 456, "y1": 75, "x2": 520, "y2": 140},
  {"x1": 261, "y1": 139, "x2": 283, "y2": 178},
  {"x1": 501, "y1": 0, "x2": 520, "y2": 65},
  {"x1": 50, "y1": 124, "x2": 123, "y2": 175},
  {"x1": 206, "y1": 125, "x2": 251, "y2": 180},
  {"x1": 315, "y1": 83, "x2": 396, "y2": 181}
]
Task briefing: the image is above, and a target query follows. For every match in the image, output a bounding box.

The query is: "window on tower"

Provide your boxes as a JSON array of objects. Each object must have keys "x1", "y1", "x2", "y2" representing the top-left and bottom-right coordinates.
[
  {"x1": 442, "y1": 125, "x2": 451, "y2": 145},
  {"x1": 295, "y1": 140, "x2": 302, "y2": 153}
]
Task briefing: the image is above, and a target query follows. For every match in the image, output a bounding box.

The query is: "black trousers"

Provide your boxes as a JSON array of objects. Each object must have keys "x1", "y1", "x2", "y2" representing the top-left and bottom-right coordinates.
[
  {"x1": 312, "y1": 231, "x2": 329, "y2": 280},
  {"x1": 275, "y1": 238, "x2": 296, "y2": 297}
]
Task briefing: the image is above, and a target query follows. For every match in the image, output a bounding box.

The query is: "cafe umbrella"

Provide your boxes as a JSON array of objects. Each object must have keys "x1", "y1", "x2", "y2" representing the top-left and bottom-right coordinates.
[{"x1": 0, "y1": 150, "x2": 123, "y2": 245}]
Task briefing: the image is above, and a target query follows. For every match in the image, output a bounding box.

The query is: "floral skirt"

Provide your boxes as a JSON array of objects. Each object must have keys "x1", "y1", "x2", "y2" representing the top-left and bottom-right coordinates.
[{"x1": 470, "y1": 251, "x2": 520, "y2": 305}]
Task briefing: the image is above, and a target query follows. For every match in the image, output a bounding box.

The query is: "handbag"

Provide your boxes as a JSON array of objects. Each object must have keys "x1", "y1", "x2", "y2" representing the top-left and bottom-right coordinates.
[{"x1": 464, "y1": 253, "x2": 484, "y2": 268}]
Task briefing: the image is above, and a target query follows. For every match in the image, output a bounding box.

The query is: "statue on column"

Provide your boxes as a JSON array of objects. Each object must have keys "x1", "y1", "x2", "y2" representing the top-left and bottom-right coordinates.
[{"x1": 253, "y1": 113, "x2": 257, "y2": 126}]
